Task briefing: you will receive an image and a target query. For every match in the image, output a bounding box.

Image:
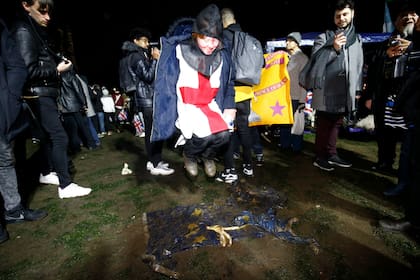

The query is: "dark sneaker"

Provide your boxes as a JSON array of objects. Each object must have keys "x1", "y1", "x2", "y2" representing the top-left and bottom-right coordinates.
[
  {"x1": 0, "y1": 224, "x2": 9, "y2": 244},
  {"x1": 255, "y1": 153, "x2": 264, "y2": 167},
  {"x1": 216, "y1": 168, "x2": 238, "y2": 184},
  {"x1": 242, "y1": 164, "x2": 253, "y2": 176},
  {"x1": 383, "y1": 184, "x2": 407, "y2": 196},
  {"x1": 5, "y1": 206, "x2": 48, "y2": 224},
  {"x1": 371, "y1": 162, "x2": 395, "y2": 175},
  {"x1": 327, "y1": 155, "x2": 352, "y2": 168},
  {"x1": 313, "y1": 158, "x2": 334, "y2": 171}
]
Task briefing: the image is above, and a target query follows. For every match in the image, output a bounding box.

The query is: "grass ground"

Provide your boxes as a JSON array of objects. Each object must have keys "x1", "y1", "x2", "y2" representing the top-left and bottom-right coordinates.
[{"x1": 0, "y1": 129, "x2": 419, "y2": 280}]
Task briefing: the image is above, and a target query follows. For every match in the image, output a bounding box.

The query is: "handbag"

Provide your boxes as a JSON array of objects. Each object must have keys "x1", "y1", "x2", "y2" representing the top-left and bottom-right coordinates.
[{"x1": 291, "y1": 109, "x2": 305, "y2": 135}]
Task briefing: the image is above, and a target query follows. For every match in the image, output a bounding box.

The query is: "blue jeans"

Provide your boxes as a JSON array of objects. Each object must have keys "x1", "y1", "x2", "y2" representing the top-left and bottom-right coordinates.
[
  {"x1": 0, "y1": 135, "x2": 21, "y2": 211},
  {"x1": 96, "y1": 112, "x2": 105, "y2": 133},
  {"x1": 88, "y1": 116, "x2": 100, "y2": 146}
]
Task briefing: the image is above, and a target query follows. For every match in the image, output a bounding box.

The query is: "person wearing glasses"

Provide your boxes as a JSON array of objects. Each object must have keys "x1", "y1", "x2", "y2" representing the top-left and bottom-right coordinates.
[
  {"x1": 151, "y1": 4, "x2": 236, "y2": 179},
  {"x1": 10, "y1": 0, "x2": 91, "y2": 198}
]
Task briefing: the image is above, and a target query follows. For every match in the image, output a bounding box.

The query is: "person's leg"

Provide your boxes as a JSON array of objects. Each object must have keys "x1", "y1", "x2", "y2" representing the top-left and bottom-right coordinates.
[
  {"x1": 87, "y1": 116, "x2": 101, "y2": 146},
  {"x1": 0, "y1": 136, "x2": 47, "y2": 224},
  {"x1": 97, "y1": 112, "x2": 106, "y2": 134},
  {"x1": 142, "y1": 107, "x2": 153, "y2": 163},
  {"x1": 326, "y1": 114, "x2": 343, "y2": 158},
  {"x1": 0, "y1": 136, "x2": 21, "y2": 211},
  {"x1": 236, "y1": 100, "x2": 252, "y2": 165},
  {"x1": 38, "y1": 97, "x2": 72, "y2": 188},
  {"x1": 61, "y1": 113, "x2": 81, "y2": 155},
  {"x1": 141, "y1": 107, "x2": 173, "y2": 175},
  {"x1": 74, "y1": 112, "x2": 96, "y2": 149},
  {"x1": 384, "y1": 127, "x2": 413, "y2": 196},
  {"x1": 314, "y1": 112, "x2": 330, "y2": 160}
]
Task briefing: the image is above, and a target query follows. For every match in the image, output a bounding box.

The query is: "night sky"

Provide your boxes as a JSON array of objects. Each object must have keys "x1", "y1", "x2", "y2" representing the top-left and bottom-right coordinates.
[{"x1": 4, "y1": 0, "x2": 385, "y2": 87}]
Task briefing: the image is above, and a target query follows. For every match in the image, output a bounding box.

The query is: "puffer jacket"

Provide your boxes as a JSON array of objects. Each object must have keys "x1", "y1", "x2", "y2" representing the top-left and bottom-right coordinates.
[
  {"x1": 10, "y1": 14, "x2": 60, "y2": 96},
  {"x1": 121, "y1": 41, "x2": 157, "y2": 109}
]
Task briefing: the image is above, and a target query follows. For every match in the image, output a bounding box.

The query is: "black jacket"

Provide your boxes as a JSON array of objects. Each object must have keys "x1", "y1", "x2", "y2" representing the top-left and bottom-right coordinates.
[
  {"x1": 121, "y1": 41, "x2": 157, "y2": 109},
  {"x1": 0, "y1": 18, "x2": 28, "y2": 139},
  {"x1": 10, "y1": 14, "x2": 60, "y2": 95}
]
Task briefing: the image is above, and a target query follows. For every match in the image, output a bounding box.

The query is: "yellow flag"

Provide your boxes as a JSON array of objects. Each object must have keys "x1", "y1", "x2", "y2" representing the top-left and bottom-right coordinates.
[{"x1": 249, "y1": 51, "x2": 293, "y2": 126}]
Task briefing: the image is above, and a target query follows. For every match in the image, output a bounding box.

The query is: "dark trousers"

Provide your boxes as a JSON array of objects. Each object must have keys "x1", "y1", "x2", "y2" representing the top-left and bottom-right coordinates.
[
  {"x1": 142, "y1": 107, "x2": 164, "y2": 166},
  {"x1": 406, "y1": 121, "x2": 420, "y2": 226},
  {"x1": 314, "y1": 111, "x2": 344, "y2": 160},
  {"x1": 397, "y1": 127, "x2": 414, "y2": 189},
  {"x1": 34, "y1": 97, "x2": 72, "y2": 188},
  {"x1": 374, "y1": 122, "x2": 401, "y2": 167},
  {"x1": 62, "y1": 112, "x2": 96, "y2": 153},
  {"x1": 224, "y1": 99, "x2": 252, "y2": 169},
  {"x1": 184, "y1": 130, "x2": 230, "y2": 160}
]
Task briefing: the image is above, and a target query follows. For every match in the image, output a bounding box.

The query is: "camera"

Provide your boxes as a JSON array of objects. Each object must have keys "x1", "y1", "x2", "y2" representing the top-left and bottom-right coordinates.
[
  {"x1": 390, "y1": 39, "x2": 400, "y2": 47},
  {"x1": 149, "y1": 41, "x2": 160, "y2": 49},
  {"x1": 389, "y1": 35, "x2": 401, "y2": 47}
]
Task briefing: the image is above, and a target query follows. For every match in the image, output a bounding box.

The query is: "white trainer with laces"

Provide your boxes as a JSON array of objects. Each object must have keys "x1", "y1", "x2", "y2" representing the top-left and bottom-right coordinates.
[
  {"x1": 150, "y1": 161, "x2": 174, "y2": 176},
  {"x1": 58, "y1": 183, "x2": 92, "y2": 199},
  {"x1": 146, "y1": 161, "x2": 169, "y2": 171},
  {"x1": 39, "y1": 172, "x2": 59, "y2": 185}
]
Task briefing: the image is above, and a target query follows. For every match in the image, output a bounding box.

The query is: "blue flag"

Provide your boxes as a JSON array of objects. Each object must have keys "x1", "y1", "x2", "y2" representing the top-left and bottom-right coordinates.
[{"x1": 383, "y1": 1, "x2": 394, "y2": 33}]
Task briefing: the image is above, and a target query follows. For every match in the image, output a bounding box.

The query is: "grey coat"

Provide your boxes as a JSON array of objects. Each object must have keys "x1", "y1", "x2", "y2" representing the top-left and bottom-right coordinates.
[{"x1": 311, "y1": 31, "x2": 363, "y2": 113}]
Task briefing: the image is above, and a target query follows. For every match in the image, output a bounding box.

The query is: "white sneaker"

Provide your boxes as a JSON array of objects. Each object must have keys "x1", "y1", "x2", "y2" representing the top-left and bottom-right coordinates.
[
  {"x1": 146, "y1": 161, "x2": 169, "y2": 171},
  {"x1": 39, "y1": 172, "x2": 59, "y2": 185},
  {"x1": 150, "y1": 161, "x2": 174, "y2": 176},
  {"x1": 58, "y1": 183, "x2": 92, "y2": 199}
]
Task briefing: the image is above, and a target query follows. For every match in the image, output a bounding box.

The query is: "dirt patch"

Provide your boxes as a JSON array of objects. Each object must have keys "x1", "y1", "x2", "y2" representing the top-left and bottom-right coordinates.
[{"x1": 0, "y1": 130, "x2": 419, "y2": 279}]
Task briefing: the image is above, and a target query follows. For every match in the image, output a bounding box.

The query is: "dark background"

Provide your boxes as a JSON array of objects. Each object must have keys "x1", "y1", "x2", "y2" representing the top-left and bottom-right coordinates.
[{"x1": 4, "y1": 0, "x2": 386, "y2": 87}]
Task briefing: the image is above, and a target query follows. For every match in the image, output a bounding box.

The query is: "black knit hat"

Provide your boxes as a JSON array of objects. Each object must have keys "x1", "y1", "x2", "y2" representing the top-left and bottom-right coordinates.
[
  {"x1": 192, "y1": 4, "x2": 223, "y2": 40},
  {"x1": 128, "y1": 27, "x2": 152, "y2": 41}
]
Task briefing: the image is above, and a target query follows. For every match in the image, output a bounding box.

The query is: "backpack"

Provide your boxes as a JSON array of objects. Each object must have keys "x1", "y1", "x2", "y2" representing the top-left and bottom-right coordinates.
[
  {"x1": 231, "y1": 31, "x2": 265, "y2": 86},
  {"x1": 118, "y1": 54, "x2": 137, "y2": 93}
]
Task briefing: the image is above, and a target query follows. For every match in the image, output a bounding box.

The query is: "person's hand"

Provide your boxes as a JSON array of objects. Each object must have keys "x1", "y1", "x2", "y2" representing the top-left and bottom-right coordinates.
[
  {"x1": 223, "y1": 108, "x2": 236, "y2": 121},
  {"x1": 334, "y1": 31, "x2": 347, "y2": 51},
  {"x1": 57, "y1": 60, "x2": 72, "y2": 73},
  {"x1": 151, "y1": 47, "x2": 160, "y2": 60},
  {"x1": 386, "y1": 38, "x2": 411, "y2": 58}
]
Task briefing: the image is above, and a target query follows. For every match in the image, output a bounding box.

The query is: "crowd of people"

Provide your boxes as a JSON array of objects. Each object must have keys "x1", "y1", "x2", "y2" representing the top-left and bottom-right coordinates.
[{"x1": 1, "y1": 0, "x2": 420, "y2": 244}]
